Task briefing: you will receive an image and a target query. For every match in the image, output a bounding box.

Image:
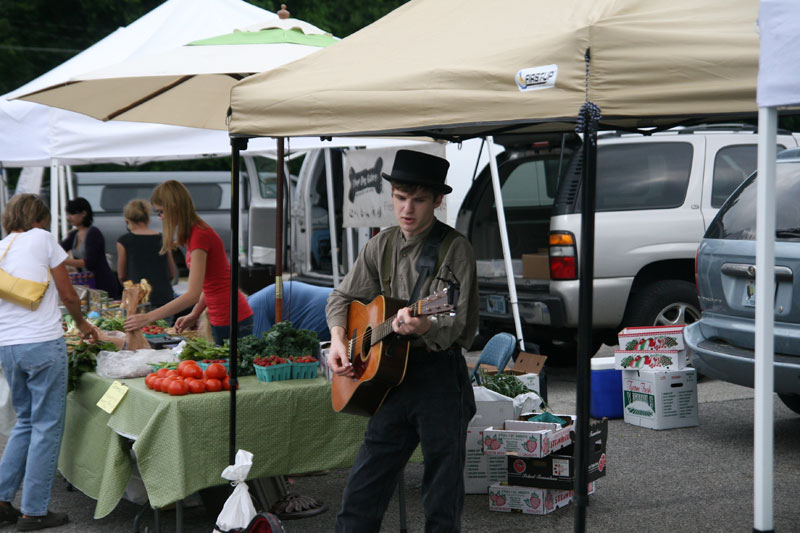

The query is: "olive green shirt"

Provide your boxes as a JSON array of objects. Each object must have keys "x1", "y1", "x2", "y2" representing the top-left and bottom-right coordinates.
[{"x1": 326, "y1": 222, "x2": 479, "y2": 351}]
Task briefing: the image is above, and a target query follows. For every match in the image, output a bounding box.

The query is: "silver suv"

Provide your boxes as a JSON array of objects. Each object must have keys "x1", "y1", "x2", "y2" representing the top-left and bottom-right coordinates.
[
  {"x1": 455, "y1": 125, "x2": 799, "y2": 354},
  {"x1": 685, "y1": 148, "x2": 800, "y2": 415}
]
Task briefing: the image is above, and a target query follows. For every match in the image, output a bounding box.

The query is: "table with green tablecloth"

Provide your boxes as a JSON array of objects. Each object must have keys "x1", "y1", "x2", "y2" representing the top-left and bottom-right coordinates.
[{"x1": 59, "y1": 373, "x2": 370, "y2": 518}]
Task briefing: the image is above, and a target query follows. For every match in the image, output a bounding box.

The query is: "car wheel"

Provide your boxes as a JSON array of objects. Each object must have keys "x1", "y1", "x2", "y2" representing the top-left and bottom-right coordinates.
[
  {"x1": 622, "y1": 280, "x2": 701, "y2": 328},
  {"x1": 778, "y1": 394, "x2": 800, "y2": 416}
]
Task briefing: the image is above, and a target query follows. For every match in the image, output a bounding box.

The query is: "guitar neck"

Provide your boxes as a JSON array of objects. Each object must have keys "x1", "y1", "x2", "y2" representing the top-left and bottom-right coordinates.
[{"x1": 369, "y1": 288, "x2": 457, "y2": 346}]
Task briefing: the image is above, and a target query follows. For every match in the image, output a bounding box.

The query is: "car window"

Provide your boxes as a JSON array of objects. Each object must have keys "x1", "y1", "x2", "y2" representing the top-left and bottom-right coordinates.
[
  {"x1": 595, "y1": 142, "x2": 693, "y2": 211},
  {"x1": 99, "y1": 184, "x2": 223, "y2": 212},
  {"x1": 493, "y1": 159, "x2": 559, "y2": 208},
  {"x1": 705, "y1": 161, "x2": 800, "y2": 241},
  {"x1": 711, "y1": 144, "x2": 786, "y2": 208},
  {"x1": 253, "y1": 156, "x2": 279, "y2": 198}
]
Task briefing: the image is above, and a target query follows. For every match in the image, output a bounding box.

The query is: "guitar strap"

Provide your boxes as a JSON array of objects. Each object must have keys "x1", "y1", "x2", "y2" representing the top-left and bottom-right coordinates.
[{"x1": 381, "y1": 220, "x2": 457, "y2": 304}]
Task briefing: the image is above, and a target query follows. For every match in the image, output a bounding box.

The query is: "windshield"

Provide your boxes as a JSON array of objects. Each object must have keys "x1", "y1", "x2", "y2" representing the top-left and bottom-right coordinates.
[{"x1": 705, "y1": 161, "x2": 800, "y2": 241}]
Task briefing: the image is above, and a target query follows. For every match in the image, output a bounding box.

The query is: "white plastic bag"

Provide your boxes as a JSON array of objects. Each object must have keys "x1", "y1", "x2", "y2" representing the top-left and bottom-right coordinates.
[
  {"x1": 95, "y1": 349, "x2": 178, "y2": 379},
  {"x1": 214, "y1": 449, "x2": 257, "y2": 533},
  {"x1": 0, "y1": 366, "x2": 17, "y2": 436}
]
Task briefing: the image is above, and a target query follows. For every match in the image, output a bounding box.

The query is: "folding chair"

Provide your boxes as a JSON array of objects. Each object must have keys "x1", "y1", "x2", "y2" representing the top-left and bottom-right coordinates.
[{"x1": 470, "y1": 332, "x2": 517, "y2": 385}]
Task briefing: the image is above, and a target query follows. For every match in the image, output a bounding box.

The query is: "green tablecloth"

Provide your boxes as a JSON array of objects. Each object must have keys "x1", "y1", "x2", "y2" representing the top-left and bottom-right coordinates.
[{"x1": 59, "y1": 373, "x2": 370, "y2": 518}]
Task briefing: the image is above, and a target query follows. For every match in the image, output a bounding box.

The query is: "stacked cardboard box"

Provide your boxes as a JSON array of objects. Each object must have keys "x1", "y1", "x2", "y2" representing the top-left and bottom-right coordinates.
[
  {"x1": 616, "y1": 326, "x2": 699, "y2": 430},
  {"x1": 482, "y1": 415, "x2": 602, "y2": 514}
]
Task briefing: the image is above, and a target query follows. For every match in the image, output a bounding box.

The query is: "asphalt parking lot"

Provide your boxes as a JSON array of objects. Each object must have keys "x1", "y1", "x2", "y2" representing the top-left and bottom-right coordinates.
[{"x1": 2, "y1": 349, "x2": 799, "y2": 532}]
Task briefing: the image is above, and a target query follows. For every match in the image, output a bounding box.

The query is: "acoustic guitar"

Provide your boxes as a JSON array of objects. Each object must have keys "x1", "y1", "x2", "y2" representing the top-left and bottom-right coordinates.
[{"x1": 331, "y1": 287, "x2": 459, "y2": 417}]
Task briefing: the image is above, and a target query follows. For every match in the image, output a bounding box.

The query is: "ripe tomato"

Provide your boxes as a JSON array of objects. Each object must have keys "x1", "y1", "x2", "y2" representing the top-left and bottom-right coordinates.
[
  {"x1": 145, "y1": 373, "x2": 159, "y2": 389},
  {"x1": 205, "y1": 378, "x2": 223, "y2": 392},
  {"x1": 161, "y1": 376, "x2": 178, "y2": 393},
  {"x1": 166, "y1": 369, "x2": 181, "y2": 379},
  {"x1": 178, "y1": 360, "x2": 199, "y2": 371},
  {"x1": 181, "y1": 364, "x2": 203, "y2": 380},
  {"x1": 222, "y1": 375, "x2": 239, "y2": 390},
  {"x1": 204, "y1": 363, "x2": 227, "y2": 380},
  {"x1": 153, "y1": 378, "x2": 165, "y2": 392},
  {"x1": 156, "y1": 368, "x2": 170, "y2": 378},
  {"x1": 167, "y1": 380, "x2": 189, "y2": 396},
  {"x1": 188, "y1": 380, "x2": 206, "y2": 394}
]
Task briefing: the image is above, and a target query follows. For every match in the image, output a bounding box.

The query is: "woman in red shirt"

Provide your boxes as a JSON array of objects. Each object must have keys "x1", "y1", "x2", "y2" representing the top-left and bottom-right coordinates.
[{"x1": 124, "y1": 180, "x2": 253, "y2": 345}]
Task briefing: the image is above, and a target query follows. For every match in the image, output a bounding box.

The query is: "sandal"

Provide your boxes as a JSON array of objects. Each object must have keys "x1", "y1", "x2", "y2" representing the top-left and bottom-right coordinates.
[{"x1": 270, "y1": 492, "x2": 329, "y2": 520}]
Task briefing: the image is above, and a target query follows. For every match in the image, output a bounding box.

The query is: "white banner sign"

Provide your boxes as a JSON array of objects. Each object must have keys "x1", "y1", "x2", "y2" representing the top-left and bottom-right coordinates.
[{"x1": 343, "y1": 144, "x2": 447, "y2": 228}]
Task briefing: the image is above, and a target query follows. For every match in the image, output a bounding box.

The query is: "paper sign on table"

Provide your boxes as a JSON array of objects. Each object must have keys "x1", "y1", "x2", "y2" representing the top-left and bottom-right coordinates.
[{"x1": 96, "y1": 381, "x2": 129, "y2": 414}]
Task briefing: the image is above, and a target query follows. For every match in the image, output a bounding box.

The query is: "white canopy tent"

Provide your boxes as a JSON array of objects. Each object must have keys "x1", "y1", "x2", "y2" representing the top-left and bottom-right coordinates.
[
  {"x1": 754, "y1": 1, "x2": 800, "y2": 531},
  {"x1": 0, "y1": 0, "x2": 420, "y2": 239}
]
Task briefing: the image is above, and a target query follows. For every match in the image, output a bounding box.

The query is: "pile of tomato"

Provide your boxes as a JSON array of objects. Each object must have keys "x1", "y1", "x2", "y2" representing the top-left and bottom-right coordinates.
[
  {"x1": 144, "y1": 360, "x2": 237, "y2": 396},
  {"x1": 142, "y1": 324, "x2": 167, "y2": 335}
]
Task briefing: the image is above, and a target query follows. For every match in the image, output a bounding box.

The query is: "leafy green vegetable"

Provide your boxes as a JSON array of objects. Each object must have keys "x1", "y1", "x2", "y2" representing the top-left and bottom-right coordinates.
[
  {"x1": 154, "y1": 319, "x2": 169, "y2": 328},
  {"x1": 67, "y1": 340, "x2": 119, "y2": 391},
  {"x1": 261, "y1": 321, "x2": 319, "y2": 359},
  {"x1": 228, "y1": 334, "x2": 266, "y2": 376},
  {"x1": 479, "y1": 371, "x2": 531, "y2": 398},
  {"x1": 179, "y1": 337, "x2": 227, "y2": 361},
  {"x1": 94, "y1": 316, "x2": 125, "y2": 331}
]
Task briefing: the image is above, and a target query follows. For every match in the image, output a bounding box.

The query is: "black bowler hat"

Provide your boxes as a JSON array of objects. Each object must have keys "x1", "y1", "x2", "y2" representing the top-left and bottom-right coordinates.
[{"x1": 381, "y1": 149, "x2": 452, "y2": 194}]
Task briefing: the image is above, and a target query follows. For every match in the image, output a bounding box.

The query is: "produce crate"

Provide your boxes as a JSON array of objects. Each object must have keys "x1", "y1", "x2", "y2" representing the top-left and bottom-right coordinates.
[
  {"x1": 254, "y1": 363, "x2": 292, "y2": 383},
  {"x1": 198, "y1": 360, "x2": 229, "y2": 372},
  {"x1": 291, "y1": 362, "x2": 319, "y2": 380}
]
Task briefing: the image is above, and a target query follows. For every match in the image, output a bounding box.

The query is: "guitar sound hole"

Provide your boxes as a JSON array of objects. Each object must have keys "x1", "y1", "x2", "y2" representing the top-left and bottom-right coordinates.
[{"x1": 359, "y1": 326, "x2": 373, "y2": 362}]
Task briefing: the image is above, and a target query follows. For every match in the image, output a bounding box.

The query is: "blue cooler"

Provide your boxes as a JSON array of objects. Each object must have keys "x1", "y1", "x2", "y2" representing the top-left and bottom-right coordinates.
[{"x1": 590, "y1": 357, "x2": 623, "y2": 419}]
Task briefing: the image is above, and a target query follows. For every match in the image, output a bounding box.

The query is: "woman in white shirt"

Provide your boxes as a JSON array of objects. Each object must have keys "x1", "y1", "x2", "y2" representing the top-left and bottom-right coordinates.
[{"x1": 0, "y1": 194, "x2": 96, "y2": 531}]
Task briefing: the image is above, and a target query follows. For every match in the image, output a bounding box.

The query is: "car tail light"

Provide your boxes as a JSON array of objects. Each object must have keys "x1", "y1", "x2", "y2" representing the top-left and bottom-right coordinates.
[{"x1": 549, "y1": 231, "x2": 577, "y2": 280}]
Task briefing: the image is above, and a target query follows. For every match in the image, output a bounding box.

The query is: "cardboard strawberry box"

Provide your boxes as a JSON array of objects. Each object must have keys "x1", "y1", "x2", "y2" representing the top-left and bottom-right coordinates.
[
  {"x1": 506, "y1": 419, "x2": 607, "y2": 489},
  {"x1": 617, "y1": 325, "x2": 685, "y2": 351},
  {"x1": 488, "y1": 482, "x2": 595, "y2": 515},
  {"x1": 622, "y1": 368, "x2": 699, "y2": 430},
  {"x1": 614, "y1": 349, "x2": 689, "y2": 371},
  {"x1": 479, "y1": 352, "x2": 548, "y2": 395},
  {"x1": 465, "y1": 427, "x2": 508, "y2": 493},
  {"x1": 482, "y1": 415, "x2": 575, "y2": 458}
]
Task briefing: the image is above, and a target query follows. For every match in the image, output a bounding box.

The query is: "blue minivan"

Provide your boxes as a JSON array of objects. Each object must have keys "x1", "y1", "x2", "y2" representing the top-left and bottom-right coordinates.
[{"x1": 685, "y1": 148, "x2": 800, "y2": 415}]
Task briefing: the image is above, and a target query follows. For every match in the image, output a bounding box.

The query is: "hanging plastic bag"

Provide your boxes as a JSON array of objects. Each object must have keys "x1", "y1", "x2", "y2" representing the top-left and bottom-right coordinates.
[
  {"x1": 0, "y1": 366, "x2": 17, "y2": 436},
  {"x1": 213, "y1": 449, "x2": 257, "y2": 533}
]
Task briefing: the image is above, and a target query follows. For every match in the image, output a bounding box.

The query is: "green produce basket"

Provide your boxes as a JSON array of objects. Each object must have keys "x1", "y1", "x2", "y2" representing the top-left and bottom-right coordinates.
[
  {"x1": 198, "y1": 359, "x2": 229, "y2": 372},
  {"x1": 254, "y1": 363, "x2": 291, "y2": 383},
  {"x1": 291, "y1": 362, "x2": 319, "y2": 380}
]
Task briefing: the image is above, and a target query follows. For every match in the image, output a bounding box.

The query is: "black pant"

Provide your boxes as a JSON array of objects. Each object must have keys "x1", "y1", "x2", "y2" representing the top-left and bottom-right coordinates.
[{"x1": 335, "y1": 347, "x2": 476, "y2": 533}]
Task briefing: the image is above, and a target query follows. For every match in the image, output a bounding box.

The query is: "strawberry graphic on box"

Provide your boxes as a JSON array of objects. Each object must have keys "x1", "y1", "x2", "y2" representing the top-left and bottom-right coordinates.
[
  {"x1": 512, "y1": 459, "x2": 526, "y2": 474},
  {"x1": 526, "y1": 494, "x2": 541, "y2": 510},
  {"x1": 544, "y1": 492, "x2": 554, "y2": 511},
  {"x1": 489, "y1": 437, "x2": 502, "y2": 450},
  {"x1": 524, "y1": 437, "x2": 538, "y2": 454}
]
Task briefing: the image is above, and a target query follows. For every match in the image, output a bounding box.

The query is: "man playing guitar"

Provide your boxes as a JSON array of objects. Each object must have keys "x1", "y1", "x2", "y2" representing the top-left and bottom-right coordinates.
[{"x1": 326, "y1": 149, "x2": 479, "y2": 532}]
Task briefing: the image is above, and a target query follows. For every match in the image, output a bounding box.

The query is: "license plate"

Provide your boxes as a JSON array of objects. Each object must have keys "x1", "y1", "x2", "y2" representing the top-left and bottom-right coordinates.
[
  {"x1": 486, "y1": 294, "x2": 507, "y2": 315},
  {"x1": 742, "y1": 280, "x2": 756, "y2": 307}
]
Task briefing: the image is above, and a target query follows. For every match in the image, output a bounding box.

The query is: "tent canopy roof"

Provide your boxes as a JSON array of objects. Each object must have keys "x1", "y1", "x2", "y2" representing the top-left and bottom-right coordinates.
[{"x1": 229, "y1": 0, "x2": 761, "y2": 141}]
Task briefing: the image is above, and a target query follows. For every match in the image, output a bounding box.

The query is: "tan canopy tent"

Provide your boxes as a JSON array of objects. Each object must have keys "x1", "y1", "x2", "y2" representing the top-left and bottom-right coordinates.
[
  {"x1": 229, "y1": 0, "x2": 759, "y2": 140},
  {"x1": 227, "y1": 0, "x2": 766, "y2": 529}
]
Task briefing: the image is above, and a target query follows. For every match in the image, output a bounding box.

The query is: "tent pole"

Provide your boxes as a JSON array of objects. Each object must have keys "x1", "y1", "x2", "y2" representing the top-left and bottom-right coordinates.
[
  {"x1": 275, "y1": 137, "x2": 285, "y2": 322},
  {"x1": 58, "y1": 166, "x2": 68, "y2": 238},
  {"x1": 65, "y1": 165, "x2": 74, "y2": 200},
  {"x1": 753, "y1": 106, "x2": 776, "y2": 533},
  {"x1": 485, "y1": 136, "x2": 525, "y2": 350},
  {"x1": 574, "y1": 119, "x2": 597, "y2": 533},
  {"x1": 324, "y1": 148, "x2": 341, "y2": 287},
  {"x1": 49, "y1": 162, "x2": 59, "y2": 238},
  {"x1": 228, "y1": 136, "x2": 248, "y2": 465}
]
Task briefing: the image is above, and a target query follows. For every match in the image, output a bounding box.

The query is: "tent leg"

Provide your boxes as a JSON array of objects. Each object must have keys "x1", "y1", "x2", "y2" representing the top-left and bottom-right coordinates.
[
  {"x1": 228, "y1": 136, "x2": 248, "y2": 465},
  {"x1": 753, "y1": 106, "x2": 776, "y2": 533},
  {"x1": 484, "y1": 137, "x2": 526, "y2": 351},
  {"x1": 574, "y1": 115, "x2": 598, "y2": 533}
]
